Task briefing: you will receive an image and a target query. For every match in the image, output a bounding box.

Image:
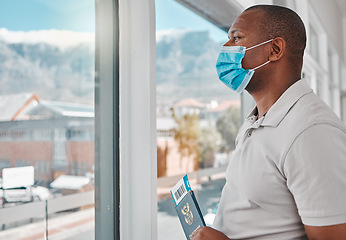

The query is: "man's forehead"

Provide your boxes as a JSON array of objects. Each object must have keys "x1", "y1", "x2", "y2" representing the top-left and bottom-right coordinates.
[{"x1": 229, "y1": 10, "x2": 264, "y2": 32}]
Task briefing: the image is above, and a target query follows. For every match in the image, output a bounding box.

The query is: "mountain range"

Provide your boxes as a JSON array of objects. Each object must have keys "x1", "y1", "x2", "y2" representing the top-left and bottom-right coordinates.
[
  {"x1": 0, "y1": 29, "x2": 237, "y2": 106},
  {"x1": 156, "y1": 29, "x2": 237, "y2": 104}
]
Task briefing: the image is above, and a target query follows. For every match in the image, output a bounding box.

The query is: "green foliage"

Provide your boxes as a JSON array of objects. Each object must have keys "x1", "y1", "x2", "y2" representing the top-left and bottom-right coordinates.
[
  {"x1": 172, "y1": 106, "x2": 240, "y2": 170},
  {"x1": 216, "y1": 106, "x2": 241, "y2": 151},
  {"x1": 198, "y1": 128, "x2": 223, "y2": 168}
]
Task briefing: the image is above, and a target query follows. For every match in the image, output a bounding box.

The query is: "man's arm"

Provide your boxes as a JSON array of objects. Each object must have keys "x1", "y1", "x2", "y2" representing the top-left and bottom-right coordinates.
[
  {"x1": 284, "y1": 124, "x2": 346, "y2": 239},
  {"x1": 190, "y1": 226, "x2": 230, "y2": 240},
  {"x1": 304, "y1": 223, "x2": 346, "y2": 240},
  {"x1": 191, "y1": 224, "x2": 346, "y2": 240}
]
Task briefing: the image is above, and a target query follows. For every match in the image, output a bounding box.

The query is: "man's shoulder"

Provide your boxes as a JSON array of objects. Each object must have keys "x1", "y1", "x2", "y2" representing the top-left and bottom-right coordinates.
[{"x1": 283, "y1": 91, "x2": 345, "y2": 133}]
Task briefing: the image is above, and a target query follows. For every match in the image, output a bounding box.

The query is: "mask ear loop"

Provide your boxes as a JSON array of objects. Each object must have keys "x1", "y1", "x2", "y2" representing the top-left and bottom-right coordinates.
[
  {"x1": 252, "y1": 60, "x2": 271, "y2": 71},
  {"x1": 247, "y1": 39, "x2": 273, "y2": 70},
  {"x1": 246, "y1": 39, "x2": 274, "y2": 51}
]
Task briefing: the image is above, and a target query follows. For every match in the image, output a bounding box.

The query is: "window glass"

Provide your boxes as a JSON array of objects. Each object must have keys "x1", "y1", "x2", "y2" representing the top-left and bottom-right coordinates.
[
  {"x1": 272, "y1": 0, "x2": 288, "y2": 7},
  {"x1": 156, "y1": 0, "x2": 241, "y2": 239},
  {"x1": 328, "y1": 50, "x2": 335, "y2": 109},
  {"x1": 0, "y1": 1, "x2": 95, "y2": 239},
  {"x1": 316, "y1": 78, "x2": 322, "y2": 96},
  {"x1": 273, "y1": 0, "x2": 296, "y2": 10},
  {"x1": 309, "y1": 25, "x2": 319, "y2": 63}
]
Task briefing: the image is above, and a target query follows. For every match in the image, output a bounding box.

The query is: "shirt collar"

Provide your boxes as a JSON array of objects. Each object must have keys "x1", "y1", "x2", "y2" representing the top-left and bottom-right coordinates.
[{"x1": 246, "y1": 79, "x2": 313, "y2": 128}]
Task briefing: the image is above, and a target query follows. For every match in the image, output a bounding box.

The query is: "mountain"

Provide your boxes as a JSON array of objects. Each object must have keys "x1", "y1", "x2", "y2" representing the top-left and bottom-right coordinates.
[
  {"x1": 0, "y1": 40, "x2": 94, "y2": 104},
  {"x1": 156, "y1": 29, "x2": 237, "y2": 104},
  {"x1": 0, "y1": 28, "x2": 95, "y2": 104},
  {"x1": 0, "y1": 29, "x2": 236, "y2": 105}
]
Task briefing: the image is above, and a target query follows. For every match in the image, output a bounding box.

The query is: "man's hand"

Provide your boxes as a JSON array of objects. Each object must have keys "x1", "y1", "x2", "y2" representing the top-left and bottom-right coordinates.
[{"x1": 190, "y1": 226, "x2": 230, "y2": 240}]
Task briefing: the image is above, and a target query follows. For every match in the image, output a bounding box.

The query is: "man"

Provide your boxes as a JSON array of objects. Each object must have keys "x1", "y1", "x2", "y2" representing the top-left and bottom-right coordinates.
[{"x1": 192, "y1": 5, "x2": 346, "y2": 240}]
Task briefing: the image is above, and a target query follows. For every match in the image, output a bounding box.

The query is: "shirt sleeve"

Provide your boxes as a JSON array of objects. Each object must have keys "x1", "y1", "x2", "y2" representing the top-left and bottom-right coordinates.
[{"x1": 284, "y1": 123, "x2": 346, "y2": 226}]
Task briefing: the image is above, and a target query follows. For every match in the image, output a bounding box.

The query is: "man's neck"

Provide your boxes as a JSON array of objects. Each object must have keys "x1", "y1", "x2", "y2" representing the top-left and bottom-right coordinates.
[
  {"x1": 251, "y1": 91, "x2": 279, "y2": 118},
  {"x1": 249, "y1": 78, "x2": 300, "y2": 118}
]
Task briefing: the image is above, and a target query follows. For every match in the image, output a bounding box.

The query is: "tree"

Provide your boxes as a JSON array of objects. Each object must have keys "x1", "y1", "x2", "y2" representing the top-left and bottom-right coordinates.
[
  {"x1": 198, "y1": 127, "x2": 223, "y2": 168},
  {"x1": 173, "y1": 111, "x2": 200, "y2": 171},
  {"x1": 157, "y1": 142, "x2": 168, "y2": 177},
  {"x1": 216, "y1": 106, "x2": 241, "y2": 151}
]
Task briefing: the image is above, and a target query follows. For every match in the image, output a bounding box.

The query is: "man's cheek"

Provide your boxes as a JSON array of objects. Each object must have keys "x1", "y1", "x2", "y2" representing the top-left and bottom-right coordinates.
[{"x1": 242, "y1": 51, "x2": 254, "y2": 69}]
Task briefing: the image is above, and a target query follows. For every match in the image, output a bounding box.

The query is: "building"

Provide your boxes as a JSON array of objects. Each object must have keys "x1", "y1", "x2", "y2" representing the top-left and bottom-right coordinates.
[{"x1": 0, "y1": 94, "x2": 94, "y2": 186}]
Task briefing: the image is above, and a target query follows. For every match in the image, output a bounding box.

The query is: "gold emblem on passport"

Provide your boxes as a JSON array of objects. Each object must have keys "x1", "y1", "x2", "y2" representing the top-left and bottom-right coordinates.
[{"x1": 181, "y1": 203, "x2": 193, "y2": 225}]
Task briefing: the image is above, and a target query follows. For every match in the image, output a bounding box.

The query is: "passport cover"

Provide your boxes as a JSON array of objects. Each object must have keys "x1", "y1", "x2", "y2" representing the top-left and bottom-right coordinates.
[{"x1": 175, "y1": 190, "x2": 206, "y2": 240}]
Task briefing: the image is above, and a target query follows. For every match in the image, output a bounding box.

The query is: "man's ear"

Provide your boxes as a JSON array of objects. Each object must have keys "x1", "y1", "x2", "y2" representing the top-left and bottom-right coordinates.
[{"x1": 269, "y1": 37, "x2": 285, "y2": 62}]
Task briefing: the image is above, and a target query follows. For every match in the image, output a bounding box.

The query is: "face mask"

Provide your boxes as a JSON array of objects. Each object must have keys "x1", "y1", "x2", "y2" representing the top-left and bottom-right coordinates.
[{"x1": 216, "y1": 39, "x2": 273, "y2": 93}]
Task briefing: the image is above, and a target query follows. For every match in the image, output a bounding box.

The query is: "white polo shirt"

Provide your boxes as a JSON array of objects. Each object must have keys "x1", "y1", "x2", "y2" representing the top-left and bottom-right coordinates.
[{"x1": 213, "y1": 79, "x2": 346, "y2": 239}]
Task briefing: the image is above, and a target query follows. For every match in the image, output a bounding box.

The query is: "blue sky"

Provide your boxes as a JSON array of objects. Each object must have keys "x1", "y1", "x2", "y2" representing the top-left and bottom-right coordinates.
[
  {"x1": 0, "y1": 0, "x2": 95, "y2": 32},
  {"x1": 0, "y1": 0, "x2": 227, "y2": 42},
  {"x1": 156, "y1": 0, "x2": 228, "y2": 42}
]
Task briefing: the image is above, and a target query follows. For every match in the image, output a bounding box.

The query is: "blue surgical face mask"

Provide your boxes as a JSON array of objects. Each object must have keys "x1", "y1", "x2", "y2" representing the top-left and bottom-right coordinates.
[{"x1": 216, "y1": 39, "x2": 273, "y2": 93}]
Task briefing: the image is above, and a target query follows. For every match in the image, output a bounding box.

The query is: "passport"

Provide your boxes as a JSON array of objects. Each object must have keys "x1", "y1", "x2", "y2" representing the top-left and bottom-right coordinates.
[{"x1": 171, "y1": 175, "x2": 206, "y2": 240}]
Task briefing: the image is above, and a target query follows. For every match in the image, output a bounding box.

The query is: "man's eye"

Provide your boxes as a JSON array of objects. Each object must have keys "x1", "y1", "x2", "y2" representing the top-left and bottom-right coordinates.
[{"x1": 233, "y1": 36, "x2": 241, "y2": 41}]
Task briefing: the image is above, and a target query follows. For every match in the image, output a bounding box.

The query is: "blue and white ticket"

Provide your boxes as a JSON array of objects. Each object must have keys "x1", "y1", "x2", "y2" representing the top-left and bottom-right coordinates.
[{"x1": 170, "y1": 174, "x2": 192, "y2": 206}]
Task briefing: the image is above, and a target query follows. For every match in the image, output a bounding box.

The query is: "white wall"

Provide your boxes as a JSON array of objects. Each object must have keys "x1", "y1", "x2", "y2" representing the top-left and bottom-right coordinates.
[
  {"x1": 234, "y1": 0, "x2": 274, "y2": 10},
  {"x1": 342, "y1": 66, "x2": 346, "y2": 123},
  {"x1": 342, "y1": 91, "x2": 346, "y2": 122},
  {"x1": 309, "y1": 0, "x2": 345, "y2": 63},
  {"x1": 344, "y1": 18, "x2": 346, "y2": 67}
]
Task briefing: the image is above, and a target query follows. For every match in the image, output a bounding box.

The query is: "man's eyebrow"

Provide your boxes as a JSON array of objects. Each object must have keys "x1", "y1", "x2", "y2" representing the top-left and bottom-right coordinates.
[
  {"x1": 230, "y1": 29, "x2": 241, "y2": 34},
  {"x1": 228, "y1": 29, "x2": 241, "y2": 39}
]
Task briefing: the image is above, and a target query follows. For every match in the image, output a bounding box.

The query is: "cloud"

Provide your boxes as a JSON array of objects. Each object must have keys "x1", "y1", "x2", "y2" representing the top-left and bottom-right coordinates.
[
  {"x1": 156, "y1": 29, "x2": 193, "y2": 42},
  {"x1": 0, "y1": 28, "x2": 95, "y2": 51}
]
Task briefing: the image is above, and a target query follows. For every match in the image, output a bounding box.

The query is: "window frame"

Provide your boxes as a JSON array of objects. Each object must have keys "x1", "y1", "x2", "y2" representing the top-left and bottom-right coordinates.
[
  {"x1": 94, "y1": 1, "x2": 346, "y2": 240},
  {"x1": 95, "y1": 0, "x2": 120, "y2": 239},
  {"x1": 95, "y1": 0, "x2": 157, "y2": 239},
  {"x1": 118, "y1": 0, "x2": 157, "y2": 239}
]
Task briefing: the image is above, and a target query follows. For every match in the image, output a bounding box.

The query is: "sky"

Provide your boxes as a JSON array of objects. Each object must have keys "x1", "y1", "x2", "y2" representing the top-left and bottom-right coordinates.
[
  {"x1": 0, "y1": 0, "x2": 95, "y2": 32},
  {"x1": 0, "y1": 0, "x2": 227, "y2": 42},
  {"x1": 156, "y1": 0, "x2": 228, "y2": 42}
]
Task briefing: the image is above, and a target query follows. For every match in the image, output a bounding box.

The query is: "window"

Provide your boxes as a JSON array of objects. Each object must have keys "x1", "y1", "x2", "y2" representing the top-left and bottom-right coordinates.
[
  {"x1": 69, "y1": 161, "x2": 87, "y2": 176},
  {"x1": 156, "y1": 0, "x2": 241, "y2": 238},
  {"x1": 328, "y1": 48, "x2": 341, "y2": 113},
  {"x1": 66, "y1": 127, "x2": 94, "y2": 141},
  {"x1": 34, "y1": 160, "x2": 50, "y2": 175},
  {"x1": 15, "y1": 160, "x2": 31, "y2": 167},
  {"x1": 309, "y1": 25, "x2": 320, "y2": 64},
  {"x1": 32, "y1": 129, "x2": 52, "y2": 141},
  {"x1": 0, "y1": 159, "x2": 11, "y2": 170},
  {"x1": 273, "y1": 0, "x2": 296, "y2": 10},
  {"x1": 0, "y1": 1, "x2": 95, "y2": 239}
]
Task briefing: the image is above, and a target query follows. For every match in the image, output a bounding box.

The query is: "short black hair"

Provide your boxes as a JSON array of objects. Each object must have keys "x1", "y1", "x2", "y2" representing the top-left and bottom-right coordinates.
[{"x1": 244, "y1": 5, "x2": 306, "y2": 61}]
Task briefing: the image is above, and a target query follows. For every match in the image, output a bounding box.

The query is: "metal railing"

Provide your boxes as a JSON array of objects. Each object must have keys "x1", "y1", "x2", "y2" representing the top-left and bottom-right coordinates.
[
  {"x1": 157, "y1": 165, "x2": 227, "y2": 188},
  {"x1": 0, "y1": 166, "x2": 227, "y2": 239},
  {"x1": 0, "y1": 190, "x2": 94, "y2": 239}
]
